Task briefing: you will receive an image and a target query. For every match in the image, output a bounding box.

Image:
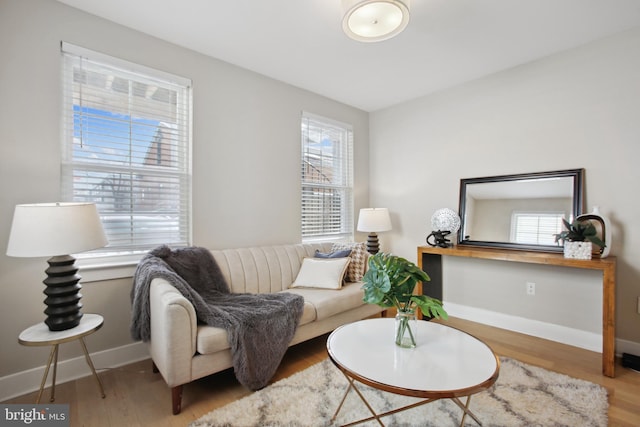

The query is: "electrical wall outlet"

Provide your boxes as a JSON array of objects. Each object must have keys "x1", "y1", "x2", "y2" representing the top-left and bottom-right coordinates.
[
  {"x1": 526, "y1": 282, "x2": 536, "y2": 296},
  {"x1": 637, "y1": 296, "x2": 640, "y2": 315}
]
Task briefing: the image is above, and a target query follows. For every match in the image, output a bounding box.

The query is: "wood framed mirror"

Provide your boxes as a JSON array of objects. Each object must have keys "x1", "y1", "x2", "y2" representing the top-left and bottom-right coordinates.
[{"x1": 458, "y1": 169, "x2": 585, "y2": 252}]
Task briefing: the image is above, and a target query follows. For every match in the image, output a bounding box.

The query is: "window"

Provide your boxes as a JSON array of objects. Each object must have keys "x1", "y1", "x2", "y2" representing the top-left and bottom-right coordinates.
[
  {"x1": 61, "y1": 43, "x2": 192, "y2": 259},
  {"x1": 511, "y1": 212, "x2": 565, "y2": 245},
  {"x1": 301, "y1": 113, "x2": 354, "y2": 242}
]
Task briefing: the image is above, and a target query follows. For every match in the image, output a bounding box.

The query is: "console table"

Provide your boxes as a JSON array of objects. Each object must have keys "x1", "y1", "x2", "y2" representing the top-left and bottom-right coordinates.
[{"x1": 417, "y1": 245, "x2": 616, "y2": 377}]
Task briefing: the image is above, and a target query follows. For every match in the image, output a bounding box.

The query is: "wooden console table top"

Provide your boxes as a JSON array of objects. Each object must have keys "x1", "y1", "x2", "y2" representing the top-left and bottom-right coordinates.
[
  {"x1": 417, "y1": 245, "x2": 616, "y2": 270},
  {"x1": 417, "y1": 245, "x2": 616, "y2": 377}
]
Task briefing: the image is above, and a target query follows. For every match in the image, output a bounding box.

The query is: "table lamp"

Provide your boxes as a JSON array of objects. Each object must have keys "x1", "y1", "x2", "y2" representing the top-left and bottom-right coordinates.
[
  {"x1": 6, "y1": 202, "x2": 107, "y2": 331},
  {"x1": 357, "y1": 208, "x2": 392, "y2": 254}
]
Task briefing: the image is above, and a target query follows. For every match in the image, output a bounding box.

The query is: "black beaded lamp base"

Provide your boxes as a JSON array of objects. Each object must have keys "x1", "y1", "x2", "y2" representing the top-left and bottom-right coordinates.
[
  {"x1": 43, "y1": 255, "x2": 83, "y2": 331},
  {"x1": 366, "y1": 232, "x2": 380, "y2": 254}
]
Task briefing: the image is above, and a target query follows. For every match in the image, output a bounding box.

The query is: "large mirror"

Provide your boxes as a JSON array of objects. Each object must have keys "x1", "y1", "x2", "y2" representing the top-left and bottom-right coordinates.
[{"x1": 458, "y1": 169, "x2": 584, "y2": 252}]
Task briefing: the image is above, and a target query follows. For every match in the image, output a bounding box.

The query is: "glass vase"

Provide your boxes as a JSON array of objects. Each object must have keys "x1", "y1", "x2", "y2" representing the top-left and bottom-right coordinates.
[{"x1": 395, "y1": 309, "x2": 417, "y2": 348}]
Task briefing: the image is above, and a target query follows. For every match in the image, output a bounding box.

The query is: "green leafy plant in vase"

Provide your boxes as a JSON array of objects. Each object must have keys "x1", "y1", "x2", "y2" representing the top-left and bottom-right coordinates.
[
  {"x1": 554, "y1": 219, "x2": 606, "y2": 260},
  {"x1": 362, "y1": 252, "x2": 448, "y2": 348}
]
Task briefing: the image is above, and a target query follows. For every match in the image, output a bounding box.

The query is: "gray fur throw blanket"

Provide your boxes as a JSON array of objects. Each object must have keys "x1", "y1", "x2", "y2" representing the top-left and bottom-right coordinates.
[{"x1": 130, "y1": 245, "x2": 304, "y2": 390}]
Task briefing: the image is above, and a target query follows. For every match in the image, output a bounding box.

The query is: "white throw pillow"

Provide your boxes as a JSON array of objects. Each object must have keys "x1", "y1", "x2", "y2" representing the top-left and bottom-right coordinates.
[{"x1": 290, "y1": 257, "x2": 351, "y2": 290}]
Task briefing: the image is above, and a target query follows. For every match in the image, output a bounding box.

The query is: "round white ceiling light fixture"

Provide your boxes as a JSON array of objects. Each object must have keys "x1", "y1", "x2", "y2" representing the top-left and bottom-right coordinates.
[{"x1": 342, "y1": 0, "x2": 410, "y2": 42}]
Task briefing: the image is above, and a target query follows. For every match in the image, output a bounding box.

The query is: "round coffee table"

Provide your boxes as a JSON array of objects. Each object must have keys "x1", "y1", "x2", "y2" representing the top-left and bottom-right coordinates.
[{"x1": 327, "y1": 318, "x2": 499, "y2": 426}]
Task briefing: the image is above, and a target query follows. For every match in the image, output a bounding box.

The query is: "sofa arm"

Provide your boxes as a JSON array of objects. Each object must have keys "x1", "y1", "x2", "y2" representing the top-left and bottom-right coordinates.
[{"x1": 149, "y1": 278, "x2": 198, "y2": 387}]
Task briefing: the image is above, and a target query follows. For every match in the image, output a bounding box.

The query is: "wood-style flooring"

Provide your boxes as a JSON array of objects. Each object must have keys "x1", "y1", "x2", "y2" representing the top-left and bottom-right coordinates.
[{"x1": 4, "y1": 317, "x2": 640, "y2": 426}]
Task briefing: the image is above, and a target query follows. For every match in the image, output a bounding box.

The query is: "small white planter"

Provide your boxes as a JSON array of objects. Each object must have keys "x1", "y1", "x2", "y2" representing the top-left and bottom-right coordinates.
[{"x1": 564, "y1": 241, "x2": 593, "y2": 260}]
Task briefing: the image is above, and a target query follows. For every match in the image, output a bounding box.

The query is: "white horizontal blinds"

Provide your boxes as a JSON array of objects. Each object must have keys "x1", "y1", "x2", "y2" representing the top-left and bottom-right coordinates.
[
  {"x1": 512, "y1": 212, "x2": 565, "y2": 245},
  {"x1": 61, "y1": 43, "x2": 192, "y2": 256},
  {"x1": 301, "y1": 113, "x2": 354, "y2": 241}
]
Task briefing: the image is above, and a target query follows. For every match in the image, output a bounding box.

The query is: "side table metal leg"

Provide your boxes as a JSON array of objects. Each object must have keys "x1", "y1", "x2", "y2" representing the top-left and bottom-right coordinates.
[
  {"x1": 36, "y1": 345, "x2": 57, "y2": 404},
  {"x1": 50, "y1": 344, "x2": 59, "y2": 402},
  {"x1": 78, "y1": 337, "x2": 105, "y2": 398}
]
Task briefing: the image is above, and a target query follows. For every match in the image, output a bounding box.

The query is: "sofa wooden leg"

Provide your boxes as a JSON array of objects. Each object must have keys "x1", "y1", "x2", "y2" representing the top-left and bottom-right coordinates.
[{"x1": 172, "y1": 385, "x2": 183, "y2": 415}]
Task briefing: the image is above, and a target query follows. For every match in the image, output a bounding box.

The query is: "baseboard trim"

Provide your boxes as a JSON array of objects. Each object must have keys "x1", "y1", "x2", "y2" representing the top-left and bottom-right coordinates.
[
  {"x1": 445, "y1": 302, "x2": 603, "y2": 353},
  {"x1": 0, "y1": 341, "x2": 149, "y2": 402},
  {"x1": 617, "y1": 338, "x2": 640, "y2": 359}
]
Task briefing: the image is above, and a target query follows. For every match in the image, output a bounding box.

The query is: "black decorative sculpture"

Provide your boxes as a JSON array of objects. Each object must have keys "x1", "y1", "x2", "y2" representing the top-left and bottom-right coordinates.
[
  {"x1": 426, "y1": 230, "x2": 453, "y2": 248},
  {"x1": 426, "y1": 208, "x2": 460, "y2": 248}
]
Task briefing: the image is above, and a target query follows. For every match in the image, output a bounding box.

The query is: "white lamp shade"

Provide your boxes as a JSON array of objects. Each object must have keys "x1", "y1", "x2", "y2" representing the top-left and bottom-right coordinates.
[
  {"x1": 342, "y1": 0, "x2": 410, "y2": 42},
  {"x1": 357, "y1": 208, "x2": 392, "y2": 232},
  {"x1": 6, "y1": 203, "x2": 108, "y2": 257}
]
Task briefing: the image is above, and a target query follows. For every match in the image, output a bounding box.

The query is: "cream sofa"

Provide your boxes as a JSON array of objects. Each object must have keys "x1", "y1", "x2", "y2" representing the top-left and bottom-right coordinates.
[{"x1": 147, "y1": 242, "x2": 383, "y2": 414}]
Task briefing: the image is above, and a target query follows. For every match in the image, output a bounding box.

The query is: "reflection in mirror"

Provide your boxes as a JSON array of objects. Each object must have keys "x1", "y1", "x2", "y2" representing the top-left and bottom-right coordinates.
[{"x1": 458, "y1": 169, "x2": 584, "y2": 252}]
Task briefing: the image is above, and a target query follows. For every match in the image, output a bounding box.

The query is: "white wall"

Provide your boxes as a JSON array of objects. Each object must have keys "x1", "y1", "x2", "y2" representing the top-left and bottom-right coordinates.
[
  {"x1": 2, "y1": 0, "x2": 639, "y2": 398},
  {"x1": 0, "y1": 0, "x2": 369, "y2": 386},
  {"x1": 370, "y1": 27, "x2": 640, "y2": 348}
]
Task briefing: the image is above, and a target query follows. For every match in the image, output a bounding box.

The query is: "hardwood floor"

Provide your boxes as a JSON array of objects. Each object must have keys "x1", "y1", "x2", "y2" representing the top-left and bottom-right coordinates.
[{"x1": 5, "y1": 317, "x2": 640, "y2": 426}]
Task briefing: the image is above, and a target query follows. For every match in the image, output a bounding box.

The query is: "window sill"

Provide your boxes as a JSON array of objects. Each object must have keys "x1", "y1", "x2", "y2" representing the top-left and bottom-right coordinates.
[{"x1": 76, "y1": 257, "x2": 141, "y2": 283}]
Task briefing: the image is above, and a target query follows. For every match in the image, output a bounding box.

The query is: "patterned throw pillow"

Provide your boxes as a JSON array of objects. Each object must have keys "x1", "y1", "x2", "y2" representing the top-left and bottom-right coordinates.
[{"x1": 330, "y1": 242, "x2": 368, "y2": 282}]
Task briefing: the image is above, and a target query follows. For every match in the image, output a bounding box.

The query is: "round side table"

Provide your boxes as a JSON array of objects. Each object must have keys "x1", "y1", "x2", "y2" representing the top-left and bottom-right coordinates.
[{"x1": 18, "y1": 313, "x2": 106, "y2": 403}]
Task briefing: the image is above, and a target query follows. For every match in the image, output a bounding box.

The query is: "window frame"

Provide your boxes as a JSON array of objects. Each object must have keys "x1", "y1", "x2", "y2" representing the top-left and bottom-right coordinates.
[
  {"x1": 300, "y1": 112, "x2": 354, "y2": 243},
  {"x1": 60, "y1": 42, "x2": 193, "y2": 269}
]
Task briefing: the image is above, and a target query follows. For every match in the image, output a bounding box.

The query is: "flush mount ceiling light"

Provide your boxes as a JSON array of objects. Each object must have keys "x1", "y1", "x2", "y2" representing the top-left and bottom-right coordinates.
[{"x1": 342, "y1": 0, "x2": 410, "y2": 42}]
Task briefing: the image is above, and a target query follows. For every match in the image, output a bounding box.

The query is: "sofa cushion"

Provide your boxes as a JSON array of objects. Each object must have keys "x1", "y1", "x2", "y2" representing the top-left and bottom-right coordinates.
[
  {"x1": 298, "y1": 301, "x2": 317, "y2": 326},
  {"x1": 196, "y1": 325, "x2": 229, "y2": 354},
  {"x1": 285, "y1": 282, "x2": 366, "y2": 321},
  {"x1": 196, "y1": 301, "x2": 317, "y2": 355},
  {"x1": 290, "y1": 257, "x2": 350, "y2": 290},
  {"x1": 331, "y1": 242, "x2": 368, "y2": 282}
]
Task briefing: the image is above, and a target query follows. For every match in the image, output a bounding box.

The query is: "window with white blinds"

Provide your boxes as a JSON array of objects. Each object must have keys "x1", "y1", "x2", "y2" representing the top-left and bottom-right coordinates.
[
  {"x1": 511, "y1": 212, "x2": 565, "y2": 245},
  {"x1": 61, "y1": 43, "x2": 192, "y2": 258},
  {"x1": 301, "y1": 113, "x2": 354, "y2": 242}
]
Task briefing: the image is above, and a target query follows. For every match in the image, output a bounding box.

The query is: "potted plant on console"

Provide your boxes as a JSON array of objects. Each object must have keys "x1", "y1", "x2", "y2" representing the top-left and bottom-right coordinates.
[
  {"x1": 554, "y1": 219, "x2": 606, "y2": 260},
  {"x1": 362, "y1": 253, "x2": 448, "y2": 348}
]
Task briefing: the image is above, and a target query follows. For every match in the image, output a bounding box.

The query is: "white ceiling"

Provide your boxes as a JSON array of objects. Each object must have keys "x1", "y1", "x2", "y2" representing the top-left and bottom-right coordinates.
[{"x1": 56, "y1": 0, "x2": 640, "y2": 112}]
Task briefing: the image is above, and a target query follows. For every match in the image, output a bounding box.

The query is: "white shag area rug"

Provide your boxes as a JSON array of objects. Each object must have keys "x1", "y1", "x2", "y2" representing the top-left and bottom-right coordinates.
[{"x1": 190, "y1": 357, "x2": 608, "y2": 427}]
